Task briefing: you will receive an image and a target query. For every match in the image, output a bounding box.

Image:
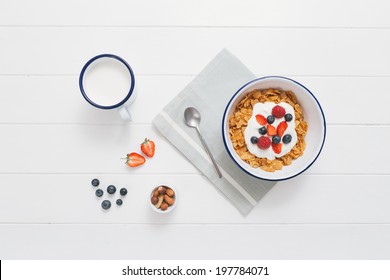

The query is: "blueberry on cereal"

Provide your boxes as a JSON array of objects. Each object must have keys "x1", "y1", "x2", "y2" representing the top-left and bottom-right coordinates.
[
  {"x1": 272, "y1": 135, "x2": 281, "y2": 144},
  {"x1": 284, "y1": 113, "x2": 293, "y2": 122},
  {"x1": 267, "y1": 115, "x2": 275, "y2": 124},
  {"x1": 282, "y1": 134, "x2": 292, "y2": 144},
  {"x1": 250, "y1": 136, "x2": 258, "y2": 144},
  {"x1": 258, "y1": 126, "x2": 267, "y2": 135}
]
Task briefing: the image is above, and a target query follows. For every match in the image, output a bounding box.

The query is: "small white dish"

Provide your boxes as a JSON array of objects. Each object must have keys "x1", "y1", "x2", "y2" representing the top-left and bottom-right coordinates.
[{"x1": 149, "y1": 185, "x2": 177, "y2": 213}]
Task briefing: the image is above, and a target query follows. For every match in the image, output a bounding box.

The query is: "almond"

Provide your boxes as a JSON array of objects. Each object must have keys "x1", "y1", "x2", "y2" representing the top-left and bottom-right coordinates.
[
  {"x1": 166, "y1": 188, "x2": 175, "y2": 197},
  {"x1": 164, "y1": 194, "x2": 175, "y2": 206}
]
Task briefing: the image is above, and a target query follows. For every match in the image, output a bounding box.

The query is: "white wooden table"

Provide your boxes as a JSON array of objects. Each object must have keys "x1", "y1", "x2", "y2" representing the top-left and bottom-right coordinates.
[{"x1": 0, "y1": 0, "x2": 389, "y2": 259}]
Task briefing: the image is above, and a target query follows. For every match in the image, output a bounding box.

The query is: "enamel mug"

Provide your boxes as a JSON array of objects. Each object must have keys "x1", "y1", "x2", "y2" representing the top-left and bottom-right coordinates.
[{"x1": 79, "y1": 54, "x2": 136, "y2": 121}]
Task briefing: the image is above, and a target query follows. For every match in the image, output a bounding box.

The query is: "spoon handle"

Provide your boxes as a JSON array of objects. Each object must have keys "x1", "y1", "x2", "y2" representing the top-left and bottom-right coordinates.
[{"x1": 196, "y1": 128, "x2": 222, "y2": 178}]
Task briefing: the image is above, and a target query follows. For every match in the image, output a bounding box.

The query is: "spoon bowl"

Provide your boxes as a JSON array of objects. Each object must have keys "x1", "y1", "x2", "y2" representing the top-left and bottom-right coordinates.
[
  {"x1": 184, "y1": 107, "x2": 201, "y2": 128},
  {"x1": 184, "y1": 107, "x2": 222, "y2": 178}
]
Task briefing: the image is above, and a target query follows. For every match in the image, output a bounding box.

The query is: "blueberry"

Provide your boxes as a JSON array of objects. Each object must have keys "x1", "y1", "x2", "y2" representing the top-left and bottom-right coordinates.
[
  {"x1": 101, "y1": 200, "x2": 111, "y2": 210},
  {"x1": 116, "y1": 199, "x2": 123, "y2": 206},
  {"x1": 282, "y1": 134, "x2": 292, "y2": 144},
  {"x1": 107, "y1": 185, "x2": 116, "y2": 194},
  {"x1": 258, "y1": 126, "x2": 267, "y2": 135},
  {"x1": 95, "y1": 189, "x2": 103, "y2": 197},
  {"x1": 272, "y1": 135, "x2": 281, "y2": 144},
  {"x1": 285, "y1": 113, "x2": 293, "y2": 122},
  {"x1": 120, "y1": 188, "x2": 128, "y2": 196},
  {"x1": 250, "y1": 136, "x2": 258, "y2": 144},
  {"x1": 267, "y1": 115, "x2": 275, "y2": 124},
  {"x1": 91, "y1": 178, "x2": 100, "y2": 187}
]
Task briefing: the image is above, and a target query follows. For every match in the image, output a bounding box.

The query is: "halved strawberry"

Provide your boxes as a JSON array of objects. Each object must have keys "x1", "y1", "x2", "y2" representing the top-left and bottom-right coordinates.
[
  {"x1": 255, "y1": 114, "x2": 267, "y2": 125},
  {"x1": 272, "y1": 143, "x2": 282, "y2": 154},
  {"x1": 140, "y1": 138, "x2": 155, "y2": 158},
  {"x1": 276, "y1": 121, "x2": 288, "y2": 137},
  {"x1": 267, "y1": 124, "x2": 276, "y2": 136},
  {"x1": 124, "y1": 152, "x2": 146, "y2": 167}
]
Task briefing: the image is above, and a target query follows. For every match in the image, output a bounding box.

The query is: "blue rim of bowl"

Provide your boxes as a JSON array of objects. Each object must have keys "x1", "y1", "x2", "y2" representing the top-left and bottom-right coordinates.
[
  {"x1": 79, "y1": 54, "x2": 135, "y2": 110},
  {"x1": 222, "y1": 76, "x2": 327, "y2": 181}
]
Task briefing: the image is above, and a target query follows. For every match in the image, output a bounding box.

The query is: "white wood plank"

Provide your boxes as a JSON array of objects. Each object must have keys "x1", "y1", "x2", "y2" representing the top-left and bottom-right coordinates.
[
  {"x1": 1, "y1": 224, "x2": 389, "y2": 259},
  {"x1": 0, "y1": 0, "x2": 389, "y2": 28},
  {"x1": 0, "y1": 124, "x2": 198, "y2": 174},
  {"x1": 0, "y1": 27, "x2": 389, "y2": 76},
  {"x1": 1, "y1": 76, "x2": 389, "y2": 125},
  {"x1": 0, "y1": 174, "x2": 389, "y2": 223},
  {"x1": 0, "y1": 125, "x2": 387, "y2": 174}
]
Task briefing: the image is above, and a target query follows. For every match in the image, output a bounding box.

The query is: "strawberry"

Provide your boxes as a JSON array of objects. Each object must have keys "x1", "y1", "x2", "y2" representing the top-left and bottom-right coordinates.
[
  {"x1": 267, "y1": 125, "x2": 276, "y2": 136},
  {"x1": 140, "y1": 138, "x2": 155, "y2": 158},
  {"x1": 272, "y1": 105, "x2": 286, "y2": 118},
  {"x1": 124, "y1": 152, "x2": 146, "y2": 167},
  {"x1": 272, "y1": 143, "x2": 282, "y2": 154},
  {"x1": 276, "y1": 121, "x2": 288, "y2": 137},
  {"x1": 257, "y1": 136, "x2": 271, "y2": 150},
  {"x1": 255, "y1": 114, "x2": 267, "y2": 125}
]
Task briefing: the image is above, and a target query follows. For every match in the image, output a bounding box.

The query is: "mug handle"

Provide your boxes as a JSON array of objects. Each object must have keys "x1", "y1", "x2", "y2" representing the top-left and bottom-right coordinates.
[{"x1": 118, "y1": 106, "x2": 132, "y2": 122}]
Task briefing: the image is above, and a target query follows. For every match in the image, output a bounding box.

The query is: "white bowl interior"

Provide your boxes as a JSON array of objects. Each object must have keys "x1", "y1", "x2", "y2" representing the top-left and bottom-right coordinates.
[{"x1": 223, "y1": 77, "x2": 325, "y2": 180}]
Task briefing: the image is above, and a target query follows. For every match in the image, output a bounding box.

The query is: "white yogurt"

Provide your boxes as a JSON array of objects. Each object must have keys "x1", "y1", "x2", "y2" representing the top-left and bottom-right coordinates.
[{"x1": 244, "y1": 102, "x2": 297, "y2": 160}]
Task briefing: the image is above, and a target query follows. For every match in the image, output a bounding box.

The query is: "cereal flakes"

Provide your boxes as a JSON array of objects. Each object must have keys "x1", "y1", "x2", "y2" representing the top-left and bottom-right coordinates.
[{"x1": 229, "y1": 88, "x2": 308, "y2": 172}]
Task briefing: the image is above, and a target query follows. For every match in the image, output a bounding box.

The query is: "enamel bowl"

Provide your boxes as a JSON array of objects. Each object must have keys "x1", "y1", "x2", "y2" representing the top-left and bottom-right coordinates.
[{"x1": 222, "y1": 76, "x2": 326, "y2": 181}]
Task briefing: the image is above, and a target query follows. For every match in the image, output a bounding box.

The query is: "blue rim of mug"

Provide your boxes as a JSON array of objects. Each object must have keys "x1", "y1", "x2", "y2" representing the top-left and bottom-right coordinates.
[{"x1": 79, "y1": 54, "x2": 135, "y2": 110}]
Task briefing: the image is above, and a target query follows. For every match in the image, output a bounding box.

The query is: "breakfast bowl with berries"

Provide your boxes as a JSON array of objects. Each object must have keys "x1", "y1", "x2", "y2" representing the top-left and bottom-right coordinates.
[{"x1": 222, "y1": 76, "x2": 326, "y2": 181}]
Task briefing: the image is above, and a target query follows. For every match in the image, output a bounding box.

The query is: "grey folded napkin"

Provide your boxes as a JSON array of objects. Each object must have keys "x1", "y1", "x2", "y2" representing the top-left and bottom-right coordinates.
[{"x1": 152, "y1": 49, "x2": 275, "y2": 215}]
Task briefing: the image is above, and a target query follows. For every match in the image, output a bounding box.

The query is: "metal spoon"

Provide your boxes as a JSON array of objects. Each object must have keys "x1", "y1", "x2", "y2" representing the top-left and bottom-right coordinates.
[{"x1": 184, "y1": 107, "x2": 222, "y2": 178}]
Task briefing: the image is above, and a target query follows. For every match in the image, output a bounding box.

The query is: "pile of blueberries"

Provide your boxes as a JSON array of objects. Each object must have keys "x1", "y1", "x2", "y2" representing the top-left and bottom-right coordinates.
[
  {"x1": 251, "y1": 113, "x2": 293, "y2": 145},
  {"x1": 91, "y1": 178, "x2": 127, "y2": 210}
]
